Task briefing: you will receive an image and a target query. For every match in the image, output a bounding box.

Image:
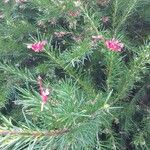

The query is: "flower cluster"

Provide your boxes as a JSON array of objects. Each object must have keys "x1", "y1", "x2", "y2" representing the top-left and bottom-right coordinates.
[
  {"x1": 37, "y1": 76, "x2": 50, "y2": 111},
  {"x1": 27, "y1": 36, "x2": 124, "y2": 53},
  {"x1": 27, "y1": 41, "x2": 47, "y2": 52},
  {"x1": 105, "y1": 39, "x2": 124, "y2": 52},
  {"x1": 91, "y1": 35, "x2": 124, "y2": 52}
]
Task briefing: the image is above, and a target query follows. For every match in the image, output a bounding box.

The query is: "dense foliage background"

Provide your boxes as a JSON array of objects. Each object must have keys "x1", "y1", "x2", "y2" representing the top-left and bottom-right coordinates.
[{"x1": 0, "y1": 0, "x2": 150, "y2": 149}]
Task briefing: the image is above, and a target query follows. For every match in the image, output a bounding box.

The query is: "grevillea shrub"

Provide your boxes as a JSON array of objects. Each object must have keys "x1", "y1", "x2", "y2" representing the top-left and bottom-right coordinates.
[{"x1": 0, "y1": 0, "x2": 150, "y2": 149}]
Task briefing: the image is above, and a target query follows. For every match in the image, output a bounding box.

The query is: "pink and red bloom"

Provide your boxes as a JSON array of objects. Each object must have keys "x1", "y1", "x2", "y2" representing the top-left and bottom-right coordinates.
[
  {"x1": 27, "y1": 41, "x2": 47, "y2": 52},
  {"x1": 105, "y1": 38, "x2": 124, "y2": 52},
  {"x1": 37, "y1": 76, "x2": 49, "y2": 111},
  {"x1": 91, "y1": 34, "x2": 124, "y2": 52}
]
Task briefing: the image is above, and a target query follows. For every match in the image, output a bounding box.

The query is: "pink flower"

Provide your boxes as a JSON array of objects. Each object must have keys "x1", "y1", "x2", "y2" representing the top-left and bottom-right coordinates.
[
  {"x1": 105, "y1": 39, "x2": 124, "y2": 52},
  {"x1": 27, "y1": 41, "x2": 47, "y2": 52},
  {"x1": 37, "y1": 76, "x2": 50, "y2": 111}
]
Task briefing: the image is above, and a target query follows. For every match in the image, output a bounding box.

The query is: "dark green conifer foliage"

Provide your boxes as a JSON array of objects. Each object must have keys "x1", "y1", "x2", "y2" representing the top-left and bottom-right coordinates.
[{"x1": 0, "y1": 0, "x2": 149, "y2": 149}]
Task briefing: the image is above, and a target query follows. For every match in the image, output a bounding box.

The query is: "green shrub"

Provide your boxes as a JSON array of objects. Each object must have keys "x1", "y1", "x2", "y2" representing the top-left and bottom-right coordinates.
[{"x1": 0, "y1": 0, "x2": 149, "y2": 149}]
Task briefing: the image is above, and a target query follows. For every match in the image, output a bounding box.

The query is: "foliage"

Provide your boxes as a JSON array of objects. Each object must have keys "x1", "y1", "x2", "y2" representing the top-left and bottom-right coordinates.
[{"x1": 0, "y1": 0, "x2": 149, "y2": 149}]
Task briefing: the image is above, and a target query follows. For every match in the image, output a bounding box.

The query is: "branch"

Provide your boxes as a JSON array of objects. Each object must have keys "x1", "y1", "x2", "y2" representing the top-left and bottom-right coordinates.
[{"x1": 0, "y1": 128, "x2": 69, "y2": 137}]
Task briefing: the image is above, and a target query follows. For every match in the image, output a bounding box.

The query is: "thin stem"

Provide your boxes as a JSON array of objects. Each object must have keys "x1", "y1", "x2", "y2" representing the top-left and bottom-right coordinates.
[
  {"x1": 114, "y1": 0, "x2": 138, "y2": 35},
  {"x1": 112, "y1": 0, "x2": 119, "y2": 34},
  {"x1": 45, "y1": 50, "x2": 96, "y2": 98},
  {"x1": 80, "y1": 4, "x2": 99, "y2": 35},
  {"x1": 106, "y1": 52, "x2": 114, "y2": 91},
  {"x1": 0, "y1": 128, "x2": 69, "y2": 137},
  {"x1": 111, "y1": 47, "x2": 150, "y2": 105}
]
